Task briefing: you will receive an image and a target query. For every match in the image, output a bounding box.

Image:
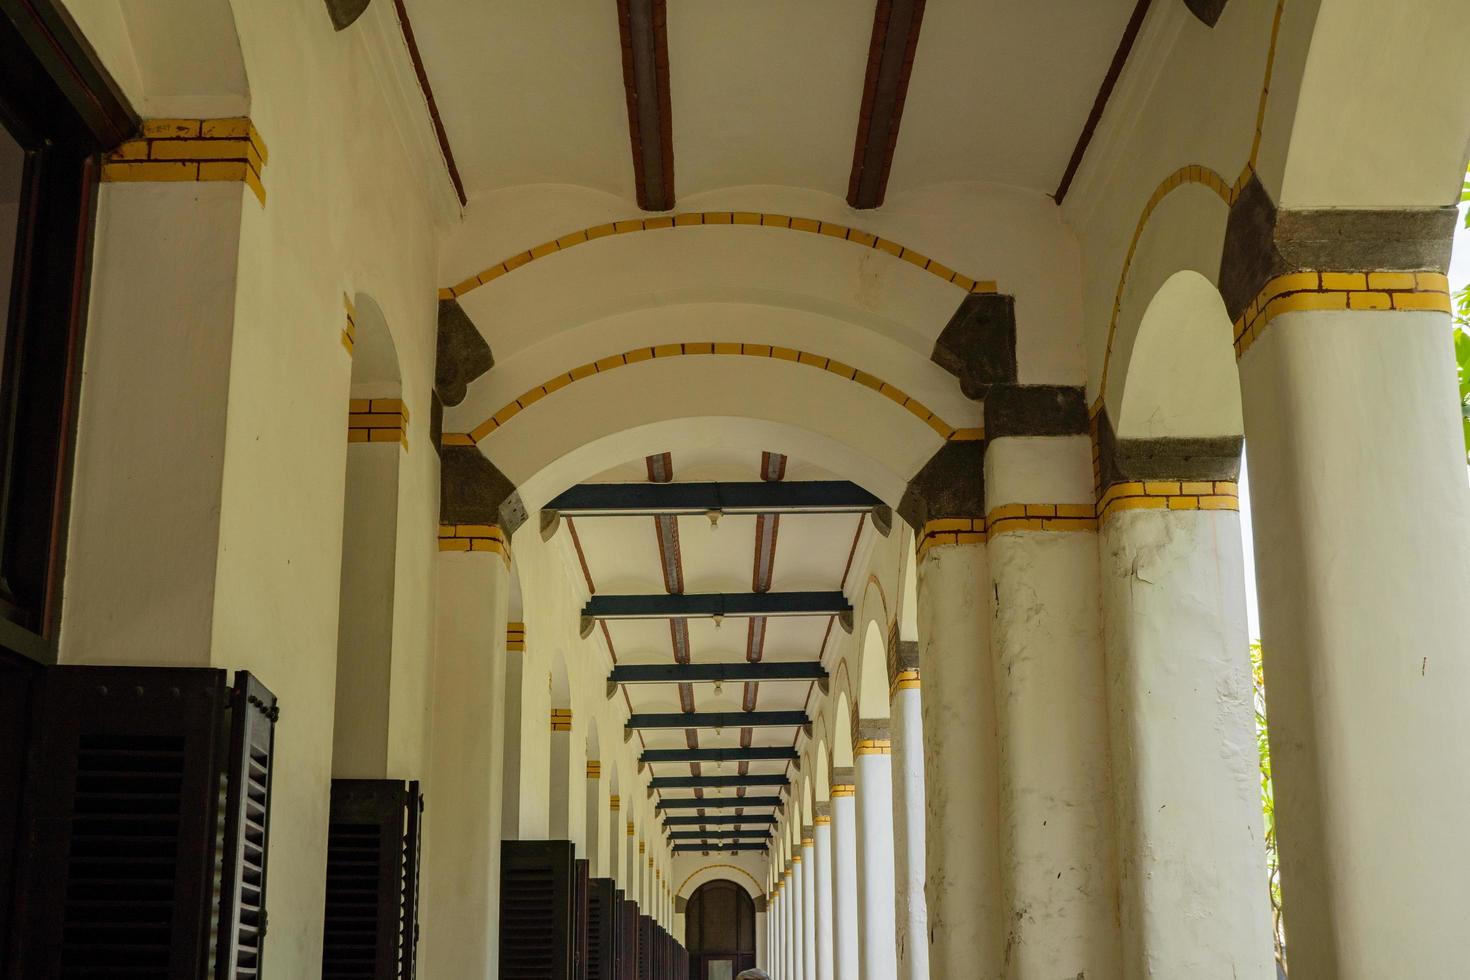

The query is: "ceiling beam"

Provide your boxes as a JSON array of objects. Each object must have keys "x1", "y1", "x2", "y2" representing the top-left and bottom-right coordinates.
[
  {"x1": 610, "y1": 661, "x2": 827, "y2": 694},
  {"x1": 657, "y1": 796, "x2": 783, "y2": 812},
  {"x1": 641, "y1": 746, "x2": 798, "y2": 765},
  {"x1": 544, "y1": 480, "x2": 884, "y2": 521},
  {"x1": 615, "y1": 0, "x2": 674, "y2": 211},
  {"x1": 586, "y1": 593, "x2": 852, "y2": 636},
  {"x1": 664, "y1": 813, "x2": 778, "y2": 826},
  {"x1": 673, "y1": 843, "x2": 768, "y2": 853},
  {"x1": 649, "y1": 774, "x2": 788, "y2": 790},
  {"x1": 668, "y1": 829, "x2": 772, "y2": 841},
  {"x1": 627, "y1": 710, "x2": 808, "y2": 734},
  {"x1": 847, "y1": 0, "x2": 928, "y2": 209}
]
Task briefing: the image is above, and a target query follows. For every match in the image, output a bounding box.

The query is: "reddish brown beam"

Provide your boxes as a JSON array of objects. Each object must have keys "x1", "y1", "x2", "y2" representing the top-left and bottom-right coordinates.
[
  {"x1": 391, "y1": 0, "x2": 467, "y2": 206},
  {"x1": 1053, "y1": 0, "x2": 1153, "y2": 204},
  {"x1": 616, "y1": 0, "x2": 675, "y2": 211},
  {"x1": 847, "y1": 0, "x2": 927, "y2": 210}
]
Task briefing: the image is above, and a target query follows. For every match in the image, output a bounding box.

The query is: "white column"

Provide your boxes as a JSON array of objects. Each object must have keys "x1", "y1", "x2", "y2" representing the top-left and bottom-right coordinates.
[
  {"x1": 813, "y1": 810, "x2": 835, "y2": 980},
  {"x1": 854, "y1": 733, "x2": 898, "y2": 980},
  {"x1": 801, "y1": 834, "x2": 817, "y2": 980},
  {"x1": 785, "y1": 865, "x2": 797, "y2": 979},
  {"x1": 1100, "y1": 479, "x2": 1273, "y2": 978},
  {"x1": 985, "y1": 433, "x2": 1119, "y2": 980},
  {"x1": 1239, "y1": 300, "x2": 1470, "y2": 978},
  {"x1": 890, "y1": 676, "x2": 929, "y2": 980},
  {"x1": 830, "y1": 773, "x2": 860, "y2": 980},
  {"x1": 914, "y1": 536, "x2": 1002, "y2": 978},
  {"x1": 418, "y1": 548, "x2": 509, "y2": 977},
  {"x1": 773, "y1": 886, "x2": 784, "y2": 977}
]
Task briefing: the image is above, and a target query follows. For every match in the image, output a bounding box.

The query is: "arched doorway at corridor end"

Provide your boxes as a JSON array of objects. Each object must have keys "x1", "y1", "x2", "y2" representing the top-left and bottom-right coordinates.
[{"x1": 685, "y1": 879, "x2": 756, "y2": 980}]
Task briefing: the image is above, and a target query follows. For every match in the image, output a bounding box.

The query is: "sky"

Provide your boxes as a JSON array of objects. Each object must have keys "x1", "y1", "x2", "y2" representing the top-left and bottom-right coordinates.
[{"x1": 1237, "y1": 202, "x2": 1470, "y2": 641}]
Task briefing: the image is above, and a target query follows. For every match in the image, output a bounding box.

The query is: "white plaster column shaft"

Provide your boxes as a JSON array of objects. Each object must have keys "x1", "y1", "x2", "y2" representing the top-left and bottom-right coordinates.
[
  {"x1": 889, "y1": 675, "x2": 929, "y2": 980},
  {"x1": 417, "y1": 550, "x2": 510, "y2": 978},
  {"x1": 986, "y1": 436, "x2": 1120, "y2": 979},
  {"x1": 787, "y1": 865, "x2": 800, "y2": 980},
  {"x1": 854, "y1": 734, "x2": 898, "y2": 980},
  {"x1": 830, "y1": 774, "x2": 861, "y2": 980},
  {"x1": 1100, "y1": 498, "x2": 1273, "y2": 978},
  {"x1": 1240, "y1": 305, "x2": 1470, "y2": 978},
  {"x1": 914, "y1": 537, "x2": 1002, "y2": 979},
  {"x1": 813, "y1": 810, "x2": 835, "y2": 980},
  {"x1": 802, "y1": 836, "x2": 817, "y2": 980}
]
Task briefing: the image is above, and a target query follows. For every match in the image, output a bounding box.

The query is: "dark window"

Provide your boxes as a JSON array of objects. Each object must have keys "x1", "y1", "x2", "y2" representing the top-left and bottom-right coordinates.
[{"x1": 0, "y1": 0, "x2": 135, "y2": 660}]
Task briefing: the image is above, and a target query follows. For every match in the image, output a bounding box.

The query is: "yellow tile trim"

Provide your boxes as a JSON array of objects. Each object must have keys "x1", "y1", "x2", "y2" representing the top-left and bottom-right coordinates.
[
  {"x1": 438, "y1": 212, "x2": 1000, "y2": 301},
  {"x1": 103, "y1": 117, "x2": 268, "y2": 205},
  {"x1": 985, "y1": 502, "x2": 1098, "y2": 538},
  {"x1": 1231, "y1": 271, "x2": 1452, "y2": 358},
  {"x1": 915, "y1": 517, "x2": 985, "y2": 560},
  {"x1": 506, "y1": 622, "x2": 526, "y2": 652},
  {"x1": 854, "y1": 738, "x2": 892, "y2": 756},
  {"x1": 791, "y1": 855, "x2": 802, "y2": 864},
  {"x1": 348, "y1": 398, "x2": 409, "y2": 451},
  {"x1": 628, "y1": 821, "x2": 636, "y2": 836},
  {"x1": 1094, "y1": 0, "x2": 1287, "y2": 410},
  {"x1": 551, "y1": 708, "x2": 573, "y2": 732},
  {"x1": 438, "y1": 523, "x2": 511, "y2": 566},
  {"x1": 586, "y1": 761, "x2": 601, "y2": 778},
  {"x1": 342, "y1": 294, "x2": 357, "y2": 357},
  {"x1": 889, "y1": 668, "x2": 921, "y2": 696},
  {"x1": 830, "y1": 784, "x2": 855, "y2": 798},
  {"x1": 1096, "y1": 480, "x2": 1240, "y2": 526},
  {"x1": 814, "y1": 815, "x2": 832, "y2": 826},
  {"x1": 610, "y1": 795, "x2": 621, "y2": 810},
  {"x1": 454, "y1": 342, "x2": 982, "y2": 446}
]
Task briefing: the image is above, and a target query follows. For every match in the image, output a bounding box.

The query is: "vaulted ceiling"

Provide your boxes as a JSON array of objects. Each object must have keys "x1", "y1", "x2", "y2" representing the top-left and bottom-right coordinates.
[
  {"x1": 564, "y1": 447, "x2": 878, "y2": 853},
  {"x1": 402, "y1": 0, "x2": 1142, "y2": 208}
]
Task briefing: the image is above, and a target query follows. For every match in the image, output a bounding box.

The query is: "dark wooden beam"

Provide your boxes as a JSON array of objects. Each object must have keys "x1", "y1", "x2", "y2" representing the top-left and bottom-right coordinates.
[
  {"x1": 627, "y1": 710, "x2": 807, "y2": 731},
  {"x1": 664, "y1": 813, "x2": 778, "y2": 826},
  {"x1": 391, "y1": 0, "x2": 467, "y2": 206},
  {"x1": 611, "y1": 662, "x2": 827, "y2": 686},
  {"x1": 649, "y1": 774, "x2": 788, "y2": 790},
  {"x1": 668, "y1": 829, "x2": 771, "y2": 840},
  {"x1": 673, "y1": 843, "x2": 767, "y2": 853},
  {"x1": 657, "y1": 797, "x2": 783, "y2": 812},
  {"x1": 615, "y1": 0, "x2": 674, "y2": 211},
  {"x1": 641, "y1": 746, "x2": 798, "y2": 764},
  {"x1": 847, "y1": 0, "x2": 927, "y2": 209},
  {"x1": 546, "y1": 480, "x2": 882, "y2": 518},
  {"x1": 587, "y1": 592, "x2": 850, "y2": 623},
  {"x1": 1053, "y1": 0, "x2": 1152, "y2": 204}
]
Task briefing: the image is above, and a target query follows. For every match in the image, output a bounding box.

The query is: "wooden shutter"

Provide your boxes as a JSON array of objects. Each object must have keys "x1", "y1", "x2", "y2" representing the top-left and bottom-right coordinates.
[
  {"x1": 216, "y1": 671, "x2": 278, "y2": 979},
  {"x1": 620, "y1": 899, "x2": 637, "y2": 980},
  {"x1": 500, "y1": 839, "x2": 575, "y2": 980},
  {"x1": 7, "y1": 665, "x2": 230, "y2": 978},
  {"x1": 399, "y1": 782, "x2": 423, "y2": 979},
  {"x1": 321, "y1": 779, "x2": 416, "y2": 978},
  {"x1": 585, "y1": 878, "x2": 618, "y2": 980},
  {"x1": 636, "y1": 914, "x2": 651, "y2": 980},
  {"x1": 572, "y1": 858, "x2": 589, "y2": 980}
]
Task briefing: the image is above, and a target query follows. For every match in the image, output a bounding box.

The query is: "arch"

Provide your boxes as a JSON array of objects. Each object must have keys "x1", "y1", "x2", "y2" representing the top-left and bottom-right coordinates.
[
  {"x1": 813, "y1": 737, "x2": 831, "y2": 803},
  {"x1": 583, "y1": 724, "x2": 603, "y2": 874},
  {"x1": 451, "y1": 341, "x2": 983, "y2": 446},
  {"x1": 857, "y1": 619, "x2": 892, "y2": 722},
  {"x1": 329, "y1": 292, "x2": 404, "y2": 779},
  {"x1": 1116, "y1": 271, "x2": 1243, "y2": 441},
  {"x1": 547, "y1": 652, "x2": 573, "y2": 839},
  {"x1": 685, "y1": 879, "x2": 757, "y2": 966},
  {"x1": 440, "y1": 211, "x2": 999, "y2": 300},
  {"x1": 898, "y1": 544, "x2": 918, "y2": 643},
  {"x1": 831, "y1": 691, "x2": 855, "y2": 770}
]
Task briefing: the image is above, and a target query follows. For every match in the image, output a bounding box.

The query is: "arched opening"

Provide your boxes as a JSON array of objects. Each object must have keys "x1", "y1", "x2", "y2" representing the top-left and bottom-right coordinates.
[
  {"x1": 685, "y1": 879, "x2": 757, "y2": 979},
  {"x1": 330, "y1": 294, "x2": 404, "y2": 778},
  {"x1": 585, "y1": 724, "x2": 603, "y2": 874},
  {"x1": 548, "y1": 652, "x2": 573, "y2": 840}
]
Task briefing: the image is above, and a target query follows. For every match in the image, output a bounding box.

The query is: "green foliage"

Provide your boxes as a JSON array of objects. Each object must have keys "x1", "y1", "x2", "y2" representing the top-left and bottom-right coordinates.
[
  {"x1": 1252, "y1": 642, "x2": 1287, "y2": 974},
  {"x1": 1458, "y1": 178, "x2": 1470, "y2": 461}
]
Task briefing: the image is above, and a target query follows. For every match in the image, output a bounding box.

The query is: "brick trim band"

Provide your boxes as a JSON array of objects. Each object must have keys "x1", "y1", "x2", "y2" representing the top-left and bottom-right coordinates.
[
  {"x1": 103, "y1": 117, "x2": 268, "y2": 205},
  {"x1": 1233, "y1": 271, "x2": 1451, "y2": 358},
  {"x1": 348, "y1": 398, "x2": 409, "y2": 450},
  {"x1": 437, "y1": 523, "x2": 511, "y2": 564}
]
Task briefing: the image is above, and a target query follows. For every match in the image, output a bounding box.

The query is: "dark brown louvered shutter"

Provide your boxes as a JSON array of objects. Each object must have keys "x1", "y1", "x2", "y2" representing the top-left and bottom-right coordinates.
[
  {"x1": 216, "y1": 671, "x2": 278, "y2": 980},
  {"x1": 620, "y1": 899, "x2": 637, "y2": 980},
  {"x1": 8, "y1": 665, "x2": 231, "y2": 979},
  {"x1": 636, "y1": 914, "x2": 651, "y2": 980},
  {"x1": 572, "y1": 858, "x2": 589, "y2": 980},
  {"x1": 399, "y1": 781, "x2": 423, "y2": 979},
  {"x1": 321, "y1": 779, "x2": 409, "y2": 978},
  {"x1": 585, "y1": 878, "x2": 617, "y2": 980},
  {"x1": 611, "y1": 889, "x2": 626, "y2": 980},
  {"x1": 500, "y1": 839, "x2": 575, "y2": 980}
]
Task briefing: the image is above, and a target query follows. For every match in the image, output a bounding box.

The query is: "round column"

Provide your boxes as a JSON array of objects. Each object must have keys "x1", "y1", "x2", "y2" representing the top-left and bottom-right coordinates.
[
  {"x1": 831, "y1": 775, "x2": 860, "y2": 980},
  {"x1": 801, "y1": 833, "x2": 816, "y2": 980},
  {"x1": 854, "y1": 728, "x2": 898, "y2": 980},
  {"x1": 985, "y1": 433, "x2": 1119, "y2": 978},
  {"x1": 889, "y1": 664, "x2": 929, "y2": 980},
  {"x1": 1238, "y1": 287, "x2": 1470, "y2": 977},
  {"x1": 755, "y1": 896, "x2": 768, "y2": 972},
  {"x1": 813, "y1": 807, "x2": 835, "y2": 980},
  {"x1": 914, "y1": 530, "x2": 1002, "y2": 978}
]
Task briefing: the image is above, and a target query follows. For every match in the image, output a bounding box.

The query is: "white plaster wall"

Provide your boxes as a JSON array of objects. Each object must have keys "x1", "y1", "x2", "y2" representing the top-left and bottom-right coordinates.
[{"x1": 331, "y1": 442, "x2": 399, "y2": 777}]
